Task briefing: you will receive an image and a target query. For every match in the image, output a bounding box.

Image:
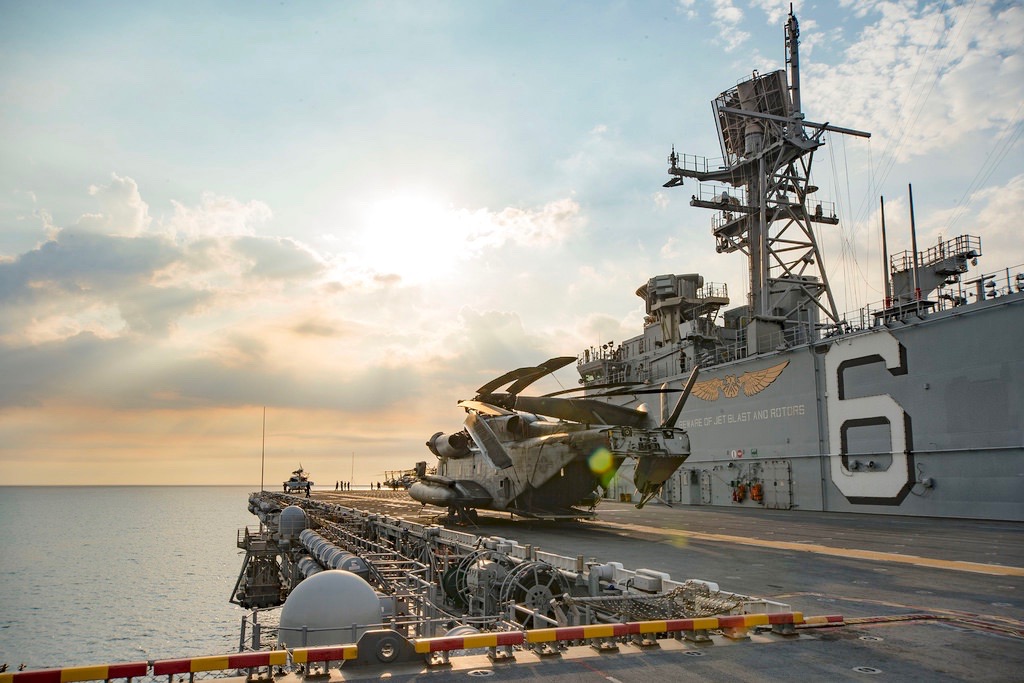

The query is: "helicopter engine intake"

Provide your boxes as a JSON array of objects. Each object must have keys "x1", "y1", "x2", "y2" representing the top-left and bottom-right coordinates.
[{"x1": 427, "y1": 431, "x2": 471, "y2": 458}]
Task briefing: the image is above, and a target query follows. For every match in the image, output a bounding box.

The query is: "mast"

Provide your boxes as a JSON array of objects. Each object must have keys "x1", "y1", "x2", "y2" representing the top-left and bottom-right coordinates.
[
  {"x1": 665, "y1": 7, "x2": 869, "y2": 354},
  {"x1": 880, "y1": 197, "x2": 892, "y2": 306},
  {"x1": 786, "y1": 5, "x2": 801, "y2": 115},
  {"x1": 908, "y1": 184, "x2": 921, "y2": 300}
]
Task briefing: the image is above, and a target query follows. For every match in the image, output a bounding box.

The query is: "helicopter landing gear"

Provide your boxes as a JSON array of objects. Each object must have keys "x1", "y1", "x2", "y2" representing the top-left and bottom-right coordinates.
[{"x1": 445, "y1": 505, "x2": 480, "y2": 525}]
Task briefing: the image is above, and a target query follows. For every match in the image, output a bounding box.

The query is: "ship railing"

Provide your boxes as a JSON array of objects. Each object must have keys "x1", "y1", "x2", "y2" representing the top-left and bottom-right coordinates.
[
  {"x1": 712, "y1": 210, "x2": 737, "y2": 231},
  {"x1": 969, "y1": 263, "x2": 1024, "y2": 298},
  {"x1": 579, "y1": 345, "x2": 620, "y2": 361},
  {"x1": 686, "y1": 324, "x2": 811, "y2": 370},
  {"x1": 805, "y1": 198, "x2": 838, "y2": 222},
  {"x1": 237, "y1": 526, "x2": 268, "y2": 550},
  {"x1": 694, "y1": 182, "x2": 748, "y2": 205},
  {"x1": 839, "y1": 262, "x2": 1023, "y2": 332},
  {"x1": 669, "y1": 153, "x2": 729, "y2": 175},
  {"x1": 889, "y1": 234, "x2": 982, "y2": 273},
  {"x1": 696, "y1": 281, "x2": 730, "y2": 301}
]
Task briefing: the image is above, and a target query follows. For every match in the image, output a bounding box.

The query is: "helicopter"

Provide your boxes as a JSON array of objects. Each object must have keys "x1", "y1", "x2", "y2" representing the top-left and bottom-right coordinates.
[{"x1": 409, "y1": 356, "x2": 699, "y2": 522}]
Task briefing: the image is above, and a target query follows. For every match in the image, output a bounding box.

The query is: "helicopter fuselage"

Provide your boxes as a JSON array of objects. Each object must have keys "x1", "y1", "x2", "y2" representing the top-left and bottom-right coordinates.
[
  {"x1": 409, "y1": 358, "x2": 697, "y2": 519},
  {"x1": 411, "y1": 416, "x2": 690, "y2": 518}
]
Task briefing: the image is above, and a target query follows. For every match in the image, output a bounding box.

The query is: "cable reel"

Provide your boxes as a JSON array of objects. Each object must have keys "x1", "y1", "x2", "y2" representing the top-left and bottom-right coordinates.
[{"x1": 498, "y1": 560, "x2": 570, "y2": 627}]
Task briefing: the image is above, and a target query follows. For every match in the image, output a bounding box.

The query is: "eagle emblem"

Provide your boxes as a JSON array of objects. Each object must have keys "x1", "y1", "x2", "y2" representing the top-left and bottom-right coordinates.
[{"x1": 691, "y1": 360, "x2": 789, "y2": 401}]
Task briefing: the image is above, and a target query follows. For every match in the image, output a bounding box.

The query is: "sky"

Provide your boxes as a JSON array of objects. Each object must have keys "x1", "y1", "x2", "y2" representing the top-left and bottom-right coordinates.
[{"x1": 1, "y1": 0, "x2": 1021, "y2": 485}]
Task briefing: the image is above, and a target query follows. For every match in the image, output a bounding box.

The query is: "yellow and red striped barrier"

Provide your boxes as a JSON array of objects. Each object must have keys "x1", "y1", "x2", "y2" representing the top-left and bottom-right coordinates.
[
  {"x1": 0, "y1": 662, "x2": 148, "y2": 683},
  {"x1": 522, "y1": 612, "x2": 804, "y2": 644},
  {"x1": 291, "y1": 645, "x2": 358, "y2": 663},
  {"x1": 800, "y1": 614, "x2": 845, "y2": 626},
  {"x1": 151, "y1": 651, "x2": 287, "y2": 676},
  {"x1": 1, "y1": 612, "x2": 839, "y2": 680},
  {"x1": 412, "y1": 612, "x2": 809, "y2": 653},
  {"x1": 413, "y1": 630, "x2": 525, "y2": 654}
]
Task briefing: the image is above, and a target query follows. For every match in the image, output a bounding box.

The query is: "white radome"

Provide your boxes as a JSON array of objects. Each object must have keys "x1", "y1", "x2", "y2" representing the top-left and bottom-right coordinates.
[
  {"x1": 278, "y1": 569, "x2": 382, "y2": 647},
  {"x1": 279, "y1": 505, "x2": 308, "y2": 541}
]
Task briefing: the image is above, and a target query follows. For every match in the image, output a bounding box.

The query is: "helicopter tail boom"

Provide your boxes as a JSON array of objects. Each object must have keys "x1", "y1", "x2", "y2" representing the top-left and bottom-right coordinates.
[{"x1": 606, "y1": 425, "x2": 691, "y2": 508}]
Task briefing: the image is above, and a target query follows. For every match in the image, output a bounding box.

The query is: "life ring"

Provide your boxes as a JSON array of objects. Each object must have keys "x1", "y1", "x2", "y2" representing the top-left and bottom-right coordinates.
[{"x1": 732, "y1": 483, "x2": 747, "y2": 502}]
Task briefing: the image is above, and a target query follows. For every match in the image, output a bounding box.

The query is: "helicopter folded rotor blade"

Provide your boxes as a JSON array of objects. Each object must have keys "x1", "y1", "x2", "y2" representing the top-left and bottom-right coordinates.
[
  {"x1": 541, "y1": 381, "x2": 643, "y2": 398},
  {"x1": 513, "y1": 395, "x2": 650, "y2": 427},
  {"x1": 457, "y1": 400, "x2": 513, "y2": 416},
  {"x1": 475, "y1": 356, "x2": 577, "y2": 397},
  {"x1": 597, "y1": 386, "x2": 684, "y2": 397},
  {"x1": 475, "y1": 366, "x2": 544, "y2": 396},
  {"x1": 505, "y1": 356, "x2": 576, "y2": 395}
]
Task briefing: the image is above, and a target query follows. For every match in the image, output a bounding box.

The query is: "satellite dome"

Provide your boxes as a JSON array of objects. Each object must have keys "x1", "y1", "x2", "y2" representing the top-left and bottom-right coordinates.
[
  {"x1": 278, "y1": 570, "x2": 382, "y2": 647},
  {"x1": 279, "y1": 506, "x2": 308, "y2": 539}
]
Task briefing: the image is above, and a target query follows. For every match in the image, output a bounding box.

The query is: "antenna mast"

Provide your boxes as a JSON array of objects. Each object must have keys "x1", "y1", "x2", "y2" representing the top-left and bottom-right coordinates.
[
  {"x1": 786, "y1": 5, "x2": 801, "y2": 115},
  {"x1": 880, "y1": 197, "x2": 892, "y2": 306},
  {"x1": 665, "y1": 7, "x2": 869, "y2": 354},
  {"x1": 260, "y1": 406, "x2": 266, "y2": 492}
]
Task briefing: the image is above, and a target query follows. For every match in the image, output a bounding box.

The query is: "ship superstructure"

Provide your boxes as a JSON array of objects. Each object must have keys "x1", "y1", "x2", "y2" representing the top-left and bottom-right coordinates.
[{"x1": 580, "y1": 10, "x2": 1024, "y2": 521}]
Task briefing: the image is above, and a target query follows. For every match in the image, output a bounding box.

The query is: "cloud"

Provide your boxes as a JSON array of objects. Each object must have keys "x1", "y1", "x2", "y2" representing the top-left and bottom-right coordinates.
[
  {"x1": 116, "y1": 284, "x2": 212, "y2": 336},
  {"x1": 750, "y1": 0, "x2": 800, "y2": 26},
  {"x1": 0, "y1": 173, "x2": 599, "y2": 429},
  {"x1": 660, "y1": 236, "x2": 681, "y2": 259},
  {"x1": 233, "y1": 236, "x2": 324, "y2": 281},
  {"x1": 346, "y1": 193, "x2": 583, "y2": 285},
  {"x1": 166, "y1": 192, "x2": 273, "y2": 239},
  {"x1": 927, "y1": 172, "x2": 1024, "y2": 265},
  {"x1": 556, "y1": 124, "x2": 663, "y2": 212},
  {"x1": 0, "y1": 231, "x2": 186, "y2": 342},
  {"x1": 675, "y1": 1, "x2": 697, "y2": 20},
  {"x1": 0, "y1": 229, "x2": 324, "y2": 344},
  {"x1": 0, "y1": 332, "x2": 136, "y2": 408},
  {"x1": 73, "y1": 173, "x2": 152, "y2": 236},
  {"x1": 0, "y1": 178, "x2": 324, "y2": 347},
  {"x1": 446, "y1": 307, "x2": 546, "y2": 371},
  {"x1": 710, "y1": 0, "x2": 751, "y2": 52},
  {"x1": 807, "y1": 1, "x2": 1024, "y2": 165},
  {"x1": 489, "y1": 198, "x2": 582, "y2": 248},
  {"x1": 0, "y1": 232, "x2": 178, "y2": 304},
  {"x1": 290, "y1": 318, "x2": 346, "y2": 338}
]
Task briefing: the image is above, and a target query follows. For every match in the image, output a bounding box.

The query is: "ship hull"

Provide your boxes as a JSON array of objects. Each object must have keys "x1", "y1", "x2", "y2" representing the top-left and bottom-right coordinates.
[{"x1": 607, "y1": 293, "x2": 1024, "y2": 520}]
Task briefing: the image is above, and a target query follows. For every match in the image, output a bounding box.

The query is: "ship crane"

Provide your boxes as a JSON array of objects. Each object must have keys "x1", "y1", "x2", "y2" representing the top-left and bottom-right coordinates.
[{"x1": 665, "y1": 9, "x2": 869, "y2": 354}]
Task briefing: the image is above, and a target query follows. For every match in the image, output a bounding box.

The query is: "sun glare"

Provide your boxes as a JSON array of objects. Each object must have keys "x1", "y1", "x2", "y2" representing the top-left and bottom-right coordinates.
[{"x1": 355, "y1": 191, "x2": 474, "y2": 284}]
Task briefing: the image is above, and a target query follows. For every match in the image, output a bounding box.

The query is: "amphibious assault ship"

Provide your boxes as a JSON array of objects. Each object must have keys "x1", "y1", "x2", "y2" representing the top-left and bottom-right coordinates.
[{"x1": 581, "y1": 12, "x2": 1024, "y2": 521}]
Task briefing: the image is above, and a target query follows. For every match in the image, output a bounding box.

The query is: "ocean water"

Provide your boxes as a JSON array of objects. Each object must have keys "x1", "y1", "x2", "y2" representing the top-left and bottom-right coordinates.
[{"x1": 0, "y1": 487, "x2": 260, "y2": 669}]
